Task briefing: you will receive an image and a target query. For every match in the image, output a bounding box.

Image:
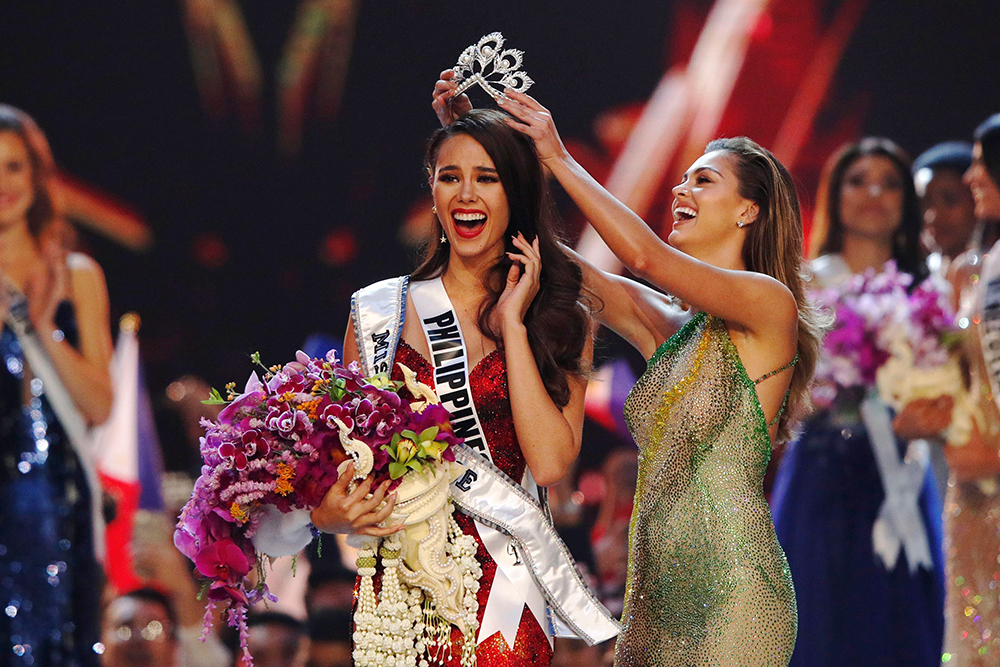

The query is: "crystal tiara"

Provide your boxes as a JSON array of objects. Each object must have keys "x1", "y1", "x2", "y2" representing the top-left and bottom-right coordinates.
[{"x1": 451, "y1": 32, "x2": 534, "y2": 102}]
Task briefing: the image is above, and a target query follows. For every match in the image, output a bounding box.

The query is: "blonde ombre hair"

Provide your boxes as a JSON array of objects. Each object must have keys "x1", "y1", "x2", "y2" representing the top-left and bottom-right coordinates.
[{"x1": 706, "y1": 137, "x2": 824, "y2": 443}]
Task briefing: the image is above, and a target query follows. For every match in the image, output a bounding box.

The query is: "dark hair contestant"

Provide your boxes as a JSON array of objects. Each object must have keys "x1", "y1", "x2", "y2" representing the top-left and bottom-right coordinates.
[
  {"x1": 415, "y1": 109, "x2": 590, "y2": 407},
  {"x1": 975, "y1": 113, "x2": 1000, "y2": 189},
  {"x1": 813, "y1": 137, "x2": 927, "y2": 281}
]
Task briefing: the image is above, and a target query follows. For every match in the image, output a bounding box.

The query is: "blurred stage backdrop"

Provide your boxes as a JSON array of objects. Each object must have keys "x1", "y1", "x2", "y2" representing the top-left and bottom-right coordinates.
[{"x1": 3, "y1": 0, "x2": 1000, "y2": 423}]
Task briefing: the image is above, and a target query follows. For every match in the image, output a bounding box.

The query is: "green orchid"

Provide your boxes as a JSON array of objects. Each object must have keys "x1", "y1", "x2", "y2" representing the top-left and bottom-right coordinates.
[{"x1": 383, "y1": 426, "x2": 448, "y2": 479}]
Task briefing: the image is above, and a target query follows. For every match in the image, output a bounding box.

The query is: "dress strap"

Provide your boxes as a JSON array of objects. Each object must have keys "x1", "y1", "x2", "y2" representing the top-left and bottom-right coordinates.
[
  {"x1": 753, "y1": 353, "x2": 799, "y2": 429},
  {"x1": 753, "y1": 352, "x2": 799, "y2": 385}
]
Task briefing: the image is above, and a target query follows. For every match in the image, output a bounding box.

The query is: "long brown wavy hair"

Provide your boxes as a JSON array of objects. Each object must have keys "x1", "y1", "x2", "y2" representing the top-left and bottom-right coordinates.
[
  {"x1": 706, "y1": 137, "x2": 824, "y2": 443},
  {"x1": 415, "y1": 109, "x2": 590, "y2": 408},
  {"x1": 0, "y1": 104, "x2": 58, "y2": 239}
]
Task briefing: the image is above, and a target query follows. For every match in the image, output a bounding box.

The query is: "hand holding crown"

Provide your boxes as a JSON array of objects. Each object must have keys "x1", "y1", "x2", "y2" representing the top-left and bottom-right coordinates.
[
  {"x1": 500, "y1": 89, "x2": 569, "y2": 165},
  {"x1": 432, "y1": 33, "x2": 569, "y2": 166},
  {"x1": 432, "y1": 69, "x2": 472, "y2": 126},
  {"x1": 433, "y1": 32, "x2": 533, "y2": 124}
]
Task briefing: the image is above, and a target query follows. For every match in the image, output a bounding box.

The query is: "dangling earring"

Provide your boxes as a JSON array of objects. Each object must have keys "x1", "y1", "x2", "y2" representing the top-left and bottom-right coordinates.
[{"x1": 433, "y1": 205, "x2": 447, "y2": 242}]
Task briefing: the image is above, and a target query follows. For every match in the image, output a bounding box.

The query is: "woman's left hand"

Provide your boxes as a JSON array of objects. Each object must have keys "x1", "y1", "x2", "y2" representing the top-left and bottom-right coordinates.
[
  {"x1": 497, "y1": 233, "x2": 542, "y2": 332},
  {"x1": 499, "y1": 90, "x2": 568, "y2": 165}
]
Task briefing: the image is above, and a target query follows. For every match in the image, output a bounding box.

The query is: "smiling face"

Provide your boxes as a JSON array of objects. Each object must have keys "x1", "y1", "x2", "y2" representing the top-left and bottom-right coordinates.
[
  {"x1": 0, "y1": 131, "x2": 35, "y2": 230},
  {"x1": 669, "y1": 150, "x2": 758, "y2": 262},
  {"x1": 838, "y1": 154, "x2": 905, "y2": 242},
  {"x1": 964, "y1": 142, "x2": 1000, "y2": 221},
  {"x1": 431, "y1": 134, "x2": 510, "y2": 264}
]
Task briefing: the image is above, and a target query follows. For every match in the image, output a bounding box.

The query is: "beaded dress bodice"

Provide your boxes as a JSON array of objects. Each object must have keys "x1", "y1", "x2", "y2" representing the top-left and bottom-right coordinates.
[{"x1": 615, "y1": 313, "x2": 796, "y2": 667}]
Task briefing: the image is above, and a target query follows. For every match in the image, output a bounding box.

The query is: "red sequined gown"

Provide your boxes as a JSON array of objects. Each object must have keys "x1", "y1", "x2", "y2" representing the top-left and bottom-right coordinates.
[{"x1": 377, "y1": 340, "x2": 552, "y2": 667}]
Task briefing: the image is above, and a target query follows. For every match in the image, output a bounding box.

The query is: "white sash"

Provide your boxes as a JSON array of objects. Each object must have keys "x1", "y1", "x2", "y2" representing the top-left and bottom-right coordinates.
[
  {"x1": 2, "y1": 285, "x2": 105, "y2": 562},
  {"x1": 861, "y1": 391, "x2": 933, "y2": 573},
  {"x1": 351, "y1": 276, "x2": 620, "y2": 648},
  {"x1": 450, "y1": 446, "x2": 621, "y2": 645},
  {"x1": 979, "y1": 274, "x2": 1000, "y2": 413},
  {"x1": 408, "y1": 278, "x2": 491, "y2": 463},
  {"x1": 352, "y1": 276, "x2": 408, "y2": 378}
]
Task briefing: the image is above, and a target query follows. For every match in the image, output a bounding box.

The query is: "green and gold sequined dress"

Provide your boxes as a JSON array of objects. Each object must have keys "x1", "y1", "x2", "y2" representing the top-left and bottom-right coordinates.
[{"x1": 615, "y1": 312, "x2": 796, "y2": 667}]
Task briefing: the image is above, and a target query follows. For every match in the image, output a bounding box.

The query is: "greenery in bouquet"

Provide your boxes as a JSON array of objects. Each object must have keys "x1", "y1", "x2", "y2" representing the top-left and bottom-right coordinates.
[{"x1": 172, "y1": 350, "x2": 461, "y2": 664}]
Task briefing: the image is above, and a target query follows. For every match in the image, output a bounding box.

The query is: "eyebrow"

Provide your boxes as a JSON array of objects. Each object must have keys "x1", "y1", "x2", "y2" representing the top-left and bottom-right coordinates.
[
  {"x1": 682, "y1": 166, "x2": 723, "y2": 180},
  {"x1": 437, "y1": 165, "x2": 498, "y2": 174}
]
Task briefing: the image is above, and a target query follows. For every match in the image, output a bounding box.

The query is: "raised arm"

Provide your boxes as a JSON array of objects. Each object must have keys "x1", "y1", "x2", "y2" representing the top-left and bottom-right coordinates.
[
  {"x1": 563, "y1": 243, "x2": 688, "y2": 359},
  {"x1": 499, "y1": 90, "x2": 797, "y2": 338}
]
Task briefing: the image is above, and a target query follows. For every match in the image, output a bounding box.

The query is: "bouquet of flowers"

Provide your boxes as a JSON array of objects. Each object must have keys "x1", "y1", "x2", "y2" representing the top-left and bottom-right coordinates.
[
  {"x1": 174, "y1": 351, "x2": 482, "y2": 667},
  {"x1": 811, "y1": 262, "x2": 962, "y2": 425}
]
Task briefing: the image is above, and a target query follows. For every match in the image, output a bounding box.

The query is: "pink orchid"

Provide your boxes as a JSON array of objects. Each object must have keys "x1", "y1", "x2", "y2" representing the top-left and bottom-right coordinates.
[{"x1": 195, "y1": 538, "x2": 252, "y2": 584}]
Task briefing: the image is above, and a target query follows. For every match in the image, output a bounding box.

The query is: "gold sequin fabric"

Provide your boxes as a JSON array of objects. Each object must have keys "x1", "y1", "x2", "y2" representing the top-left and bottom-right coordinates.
[
  {"x1": 942, "y1": 310, "x2": 1000, "y2": 664},
  {"x1": 942, "y1": 480, "x2": 1000, "y2": 664},
  {"x1": 615, "y1": 313, "x2": 796, "y2": 667}
]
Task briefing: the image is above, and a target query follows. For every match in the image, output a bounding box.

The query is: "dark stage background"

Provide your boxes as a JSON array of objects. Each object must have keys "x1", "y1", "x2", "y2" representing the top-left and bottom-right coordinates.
[{"x1": 2, "y1": 0, "x2": 999, "y2": 396}]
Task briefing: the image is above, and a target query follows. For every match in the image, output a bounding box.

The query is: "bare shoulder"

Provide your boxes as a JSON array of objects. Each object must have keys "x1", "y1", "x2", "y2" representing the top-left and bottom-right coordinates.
[
  {"x1": 67, "y1": 252, "x2": 107, "y2": 286},
  {"x1": 66, "y1": 252, "x2": 109, "y2": 311},
  {"x1": 745, "y1": 270, "x2": 798, "y2": 329}
]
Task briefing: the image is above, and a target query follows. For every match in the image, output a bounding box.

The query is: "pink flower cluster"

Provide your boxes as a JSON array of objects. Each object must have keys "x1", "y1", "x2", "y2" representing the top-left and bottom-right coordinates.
[
  {"x1": 173, "y1": 350, "x2": 460, "y2": 664},
  {"x1": 811, "y1": 261, "x2": 956, "y2": 402}
]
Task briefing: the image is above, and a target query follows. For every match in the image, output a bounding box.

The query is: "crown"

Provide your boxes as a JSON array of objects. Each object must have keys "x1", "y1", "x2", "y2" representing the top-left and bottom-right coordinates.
[{"x1": 451, "y1": 32, "x2": 534, "y2": 102}]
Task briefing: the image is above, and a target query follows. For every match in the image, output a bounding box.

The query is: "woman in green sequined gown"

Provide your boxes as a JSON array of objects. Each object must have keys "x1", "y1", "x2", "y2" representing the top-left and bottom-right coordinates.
[{"x1": 485, "y1": 90, "x2": 823, "y2": 666}]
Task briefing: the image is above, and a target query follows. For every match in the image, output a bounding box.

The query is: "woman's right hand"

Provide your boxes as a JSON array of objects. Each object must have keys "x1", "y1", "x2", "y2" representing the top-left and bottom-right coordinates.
[
  {"x1": 25, "y1": 236, "x2": 70, "y2": 332},
  {"x1": 892, "y1": 396, "x2": 954, "y2": 440},
  {"x1": 432, "y1": 69, "x2": 473, "y2": 127},
  {"x1": 309, "y1": 462, "x2": 403, "y2": 537}
]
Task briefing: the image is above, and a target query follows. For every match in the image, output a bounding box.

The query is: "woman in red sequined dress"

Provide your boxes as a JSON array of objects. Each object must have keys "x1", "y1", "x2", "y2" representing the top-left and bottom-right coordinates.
[{"x1": 308, "y1": 109, "x2": 596, "y2": 666}]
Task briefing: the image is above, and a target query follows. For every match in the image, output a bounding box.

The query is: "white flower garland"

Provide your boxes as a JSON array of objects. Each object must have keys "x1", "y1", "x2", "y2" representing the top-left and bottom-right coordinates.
[{"x1": 353, "y1": 503, "x2": 482, "y2": 667}]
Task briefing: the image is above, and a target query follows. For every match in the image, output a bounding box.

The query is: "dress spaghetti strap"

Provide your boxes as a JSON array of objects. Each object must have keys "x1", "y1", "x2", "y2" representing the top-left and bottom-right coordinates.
[{"x1": 753, "y1": 353, "x2": 799, "y2": 428}]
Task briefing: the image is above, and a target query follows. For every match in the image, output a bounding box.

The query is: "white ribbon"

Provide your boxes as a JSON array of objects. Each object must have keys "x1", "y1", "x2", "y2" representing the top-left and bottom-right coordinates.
[
  {"x1": 2, "y1": 284, "x2": 106, "y2": 562},
  {"x1": 478, "y1": 524, "x2": 551, "y2": 648},
  {"x1": 860, "y1": 391, "x2": 933, "y2": 573}
]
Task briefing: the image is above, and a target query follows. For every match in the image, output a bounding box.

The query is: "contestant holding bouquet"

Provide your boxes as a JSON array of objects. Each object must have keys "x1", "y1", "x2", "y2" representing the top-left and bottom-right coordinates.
[
  {"x1": 434, "y1": 64, "x2": 821, "y2": 666},
  {"x1": 176, "y1": 35, "x2": 619, "y2": 667},
  {"x1": 308, "y1": 108, "x2": 604, "y2": 666},
  {"x1": 770, "y1": 138, "x2": 947, "y2": 667}
]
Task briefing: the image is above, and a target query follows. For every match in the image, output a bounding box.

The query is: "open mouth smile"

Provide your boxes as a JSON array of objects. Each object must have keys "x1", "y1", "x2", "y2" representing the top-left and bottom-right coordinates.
[
  {"x1": 452, "y1": 209, "x2": 487, "y2": 239},
  {"x1": 673, "y1": 205, "x2": 697, "y2": 225}
]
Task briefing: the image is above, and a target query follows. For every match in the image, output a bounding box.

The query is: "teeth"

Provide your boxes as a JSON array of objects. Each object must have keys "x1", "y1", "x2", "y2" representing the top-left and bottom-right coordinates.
[
  {"x1": 453, "y1": 212, "x2": 487, "y2": 223},
  {"x1": 675, "y1": 206, "x2": 697, "y2": 219}
]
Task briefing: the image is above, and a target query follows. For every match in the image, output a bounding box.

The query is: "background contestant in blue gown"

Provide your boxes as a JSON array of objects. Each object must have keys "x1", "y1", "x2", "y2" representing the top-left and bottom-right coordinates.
[
  {"x1": 0, "y1": 105, "x2": 114, "y2": 667},
  {"x1": 771, "y1": 138, "x2": 945, "y2": 667}
]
